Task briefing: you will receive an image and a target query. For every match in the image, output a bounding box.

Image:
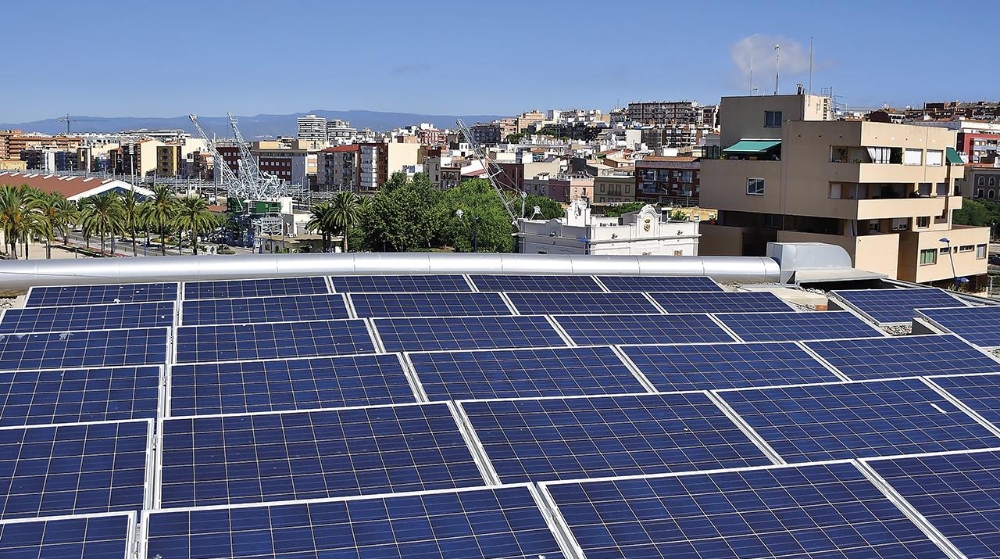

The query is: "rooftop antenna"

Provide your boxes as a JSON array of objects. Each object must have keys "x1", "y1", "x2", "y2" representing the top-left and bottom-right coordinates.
[
  {"x1": 808, "y1": 37, "x2": 814, "y2": 94},
  {"x1": 774, "y1": 44, "x2": 780, "y2": 95},
  {"x1": 749, "y1": 56, "x2": 754, "y2": 95}
]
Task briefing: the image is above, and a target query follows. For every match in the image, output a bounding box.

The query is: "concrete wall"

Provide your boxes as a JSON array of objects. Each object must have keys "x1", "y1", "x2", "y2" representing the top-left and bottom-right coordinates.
[
  {"x1": 719, "y1": 93, "x2": 829, "y2": 148},
  {"x1": 699, "y1": 223, "x2": 749, "y2": 256},
  {"x1": 700, "y1": 159, "x2": 782, "y2": 214}
]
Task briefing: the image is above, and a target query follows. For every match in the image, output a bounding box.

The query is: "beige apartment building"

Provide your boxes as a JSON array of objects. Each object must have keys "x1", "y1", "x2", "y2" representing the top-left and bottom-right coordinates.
[{"x1": 701, "y1": 92, "x2": 988, "y2": 284}]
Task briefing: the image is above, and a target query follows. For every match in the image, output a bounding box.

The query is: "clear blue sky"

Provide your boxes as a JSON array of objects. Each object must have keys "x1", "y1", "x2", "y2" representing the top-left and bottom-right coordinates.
[{"x1": 2, "y1": 0, "x2": 994, "y2": 123}]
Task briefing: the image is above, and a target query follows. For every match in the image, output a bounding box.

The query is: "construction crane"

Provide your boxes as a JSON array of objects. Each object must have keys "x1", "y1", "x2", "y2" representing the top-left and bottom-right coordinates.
[
  {"x1": 188, "y1": 114, "x2": 283, "y2": 201},
  {"x1": 227, "y1": 112, "x2": 282, "y2": 198},
  {"x1": 56, "y1": 114, "x2": 106, "y2": 135},
  {"x1": 455, "y1": 119, "x2": 526, "y2": 225}
]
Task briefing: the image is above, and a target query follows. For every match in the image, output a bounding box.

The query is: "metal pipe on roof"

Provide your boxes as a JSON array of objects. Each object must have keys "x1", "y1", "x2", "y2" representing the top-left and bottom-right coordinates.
[{"x1": 0, "y1": 253, "x2": 780, "y2": 293}]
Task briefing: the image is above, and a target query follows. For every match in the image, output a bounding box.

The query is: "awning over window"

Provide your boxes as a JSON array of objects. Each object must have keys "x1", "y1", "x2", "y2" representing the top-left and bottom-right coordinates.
[
  {"x1": 723, "y1": 140, "x2": 782, "y2": 154},
  {"x1": 946, "y1": 147, "x2": 964, "y2": 165}
]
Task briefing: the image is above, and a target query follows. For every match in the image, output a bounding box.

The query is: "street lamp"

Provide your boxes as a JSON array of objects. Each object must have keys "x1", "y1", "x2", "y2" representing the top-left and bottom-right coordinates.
[{"x1": 940, "y1": 237, "x2": 968, "y2": 289}]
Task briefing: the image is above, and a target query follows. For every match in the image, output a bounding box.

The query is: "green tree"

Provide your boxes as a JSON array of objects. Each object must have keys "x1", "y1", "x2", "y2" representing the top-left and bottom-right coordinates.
[
  {"x1": 120, "y1": 189, "x2": 142, "y2": 256},
  {"x1": 174, "y1": 195, "x2": 216, "y2": 255},
  {"x1": 434, "y1": 178, "x2": 515, "y2": 253},
  {"x1": 27, "y1": 190, "x2": 76, "y2": 259},
  {"x1": 0, "y1": 185, "x2": 32, "y2": 258},
  {"x1": 80, "y1": 192, "x2": 124, "y2": 256},
  {"x1": 524, "y1": 195, "x2": 564, "y2": 220},
  {"x1": 365, "y1": 173, "x2": 439, "y2": 251},
  {"x1": 329, "y1": 190, "x2": 360, "y2": 253},
  {"x1": 602, "y1": 201, "x2": 646, "y2": 217},
  {"x1": 953, "y1": 198, "x2": 1000, "y2": 227},
  {"x1": 307, "y1": 201, "x2": 335, "y2": 252},
  {"x1": 139, "y1": 185, "x2": 177, "y2": 256}
]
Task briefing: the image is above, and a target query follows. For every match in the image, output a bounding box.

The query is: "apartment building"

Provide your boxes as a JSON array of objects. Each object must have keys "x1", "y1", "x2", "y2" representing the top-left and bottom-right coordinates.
[
  {"x1": 3, "y1": 133, "x2": 82, "y2": 161},
  {"x1": 357, "y1": 143, "x2": 388, "y2": 193},
  {"x1": 961, "y1": 164, "x2": 1000, "y2": 200},
  {"x1": 626, "y1": 101, "x2": 715, "y2": 126},
  {"x1": 109, "y1": 139, "x2": 164, "y2": 178},
  {"x1": 297, "y1": 115, "x2": 327, "y2": 143},
  {"x1": 635, "y1": 156, "x2": 700, "y2": 206},
  {"x1": 593, "y1": 173, "x2": 635, "y2": 204},
  {"x1": 252, "y1": 141, "x2": 314, "y2": 188},
  {"x1": 318, "y1": 145, "x2": 359, "y2": 191},
  {"x1": 957, "y1": 132, "x2": 1000, "y2": 164},
  {"x1": 156, "y1": 145, "x2": 183, "y2": 177},
  {"x1": 700, "y1": 92, "x2": 986, "y2": 284},
  {"x1": 548, "y1": 174, "x2": 594, "y2": 203}
]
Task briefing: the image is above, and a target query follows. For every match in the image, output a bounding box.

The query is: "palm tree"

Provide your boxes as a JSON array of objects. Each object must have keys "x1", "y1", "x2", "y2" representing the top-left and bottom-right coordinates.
[
  {"x1": 140, "y1": 185, "x2": 176, "y2": 256},
  {"x1": 0, "y1": 185, "x2": 30, "y2": 259},
  {"x1": 120, "y1": 189, "x2": 141, "y2": 256},
  {"x1": 174, "y1": 195, "x2": 216, "y2": 255},
  {"x1": 80, "y1": 192, "x2": 124, "y2": 256},
  {"x1": 27, "y1": 191, "x2": 75, "y2": 259},
  {"x1": 307, "y1": 201, "x2": 334, "y2": 252},
  {"x1": 329, "y1": 190, "x2": 359, "y2": 253}
]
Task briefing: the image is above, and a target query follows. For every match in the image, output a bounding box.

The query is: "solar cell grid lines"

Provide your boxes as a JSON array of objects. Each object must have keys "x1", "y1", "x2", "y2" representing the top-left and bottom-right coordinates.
[
  {"x1": 330, "y1": 274, "x2": 471, "y2": 293},
  {"x1": 168, "y1": 354, "x2": 415, "y2": 416},
  {"x1": 0, "y1": 301, "x2": 175, "y2": 334},
  {"x1": 717, "y1": 378, "x2": 1000, "y2": 463},
  {"x1": 0, "y1": 512, "x2": 135, "y2": 559},
  {"x1": 459, "y1": 393, "x2": 773, "y2": 484},
  {"x1": 0, "y1": 420, "x2": 151, "y2": 519},
  {"x1": 407, "y1": 346, "x2": 646, "y2": 401},
  {"x1": 157, "y1": 403, "x2": 487, "y2": 508},
  {"x1": 929, "y1": 373, "x2": 1000, "y2": 427},
  {"x1": 374, "y1": 315, "x2": 565, "y2": 352},
  {"x1": 917, "y1": 306, "x2": 1000, "y2": 348},
  {"x1": 25, "y1": 283, "x2": 178, "y2": 308},
  {"x1": 805, "y1": 334, "x2": 1000, "y2": 380},
  {"x1": 0, "y1": 328, "x2": 169, "y2": 371},
  {"x1": 620, "y1": 341, "x2": 841, "y2": 391},
  {"x1": 597, "y1": 275, "x2": 723, "y2": 292},
  {"x1": 832, "y1": 287, "x2": 966, "y2": 324},
  {"x1": 714, "y1": 310, "x2": 884, "y2": 342},
  {"x1": 350, "y1": 292, "x2": 512, "y2": 318},
  {"x1": 543, "y1": 461, "x2": 952, "y2": 559},
  {"x1": 183, "y1": 276, "x2": 329, "y2": 300},
  {"x1": 143, "y1": 485, "x2": 568, "y2": 559},
  {"x1": 180, "y1": 293, "x2": 350, "y2": 326},
  {"x1": 554, "y1": 313, "x2": 736, "y2": 345},
  {"x1": 469, "y1": 274, "x2": 603, "y2": 292},
  {"x1": 865, "y1": 449, "x2": 1000, "y2": 559},
  {"x1": 649, "y1": 291, "x2": 794, "y2": 314},
  {"x1": 174, "y1": 319, "x2": 375, "y2": 363},
  {"x1": 0, "y1": 366, "x2": 161, "y2": 427},
  {"x1": 505, "y1": 292, "x2": 657, "y2": 316}
]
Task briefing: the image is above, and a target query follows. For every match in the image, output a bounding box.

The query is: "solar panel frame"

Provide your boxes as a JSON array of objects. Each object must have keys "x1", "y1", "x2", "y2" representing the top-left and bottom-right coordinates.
[
  {"x1": 926, "y1": 373, "x2": 1000, "y2": 430},
  {"x1": 349, "y1": 291, "x2": 513, "y2": 318},
  {"x1": 804, "y1": 334, "x2": 1000, "y2": 381},
  {"x1": 0, "y1": 365, "x2": 163, "y2": 427},
  {"x1": 330, "y1": 274, "x2": 473, "y2": 293},
  {"x1": 504, "y1": 292, "x2": 659, "y2": 316},
  {"x1": 0, "y1": 327, "x2": 170, "y2": 371},
  {"x1": 716, "y1": 377, "x2": 1000, "y2": 463},
  {"x1": 373, "y1": 315, "x2": 569, "y2": 352},
  {"x1": 553, "y1": 313, "x2": 737, "y2": 346},
  {"x1": 916, "y1": 306, "x2": 1000, "y2": 348},
  {"x1": 0, "y1": 511, "x2": 136, "y2": 559},
  {"x1": 596, "y1": 275, "x2": 724, "y2": 292},
  {"x1": 166, "y1": 353, "x2": 417, "y2": 417},
  {"x1": 831, "y1": 287, "x2": 967, "y2": 325},
  {"x1": 179, "y1": 293, "x2": 351, "y2": 326},
  {"x1": 24, "y1": 282, "x2": 179, "y2": 308},
  {"x1": 173, "y1": 319, "x2": 376, "y2": 364},
  {"x1": 648, "y1": 291, "x2": 797, "y2": 314},
  {"x1": 619, "y1": 341, "x2": 844, "y2": 391},
  {"x1": 713, "y1": 310, "x2": 886, "y2": 342},
  {"x1": 468, "y1": 274, "x2": 605, "y2": 292},
  {"x1": 182, "y1": 276, "x2": 331, "y2": 300},
  {"x1": 141, "y1": 484, "x2": 573, "y2": 559},
  {"x1": 0, "y1": 301, "x2": 176, "y2": 334},
  {"x1": 405, "y1": 345, "x2": 650, "y2": 401}
]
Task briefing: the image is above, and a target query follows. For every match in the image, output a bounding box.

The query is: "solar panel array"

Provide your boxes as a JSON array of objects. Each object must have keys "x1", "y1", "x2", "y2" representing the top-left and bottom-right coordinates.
[
  {"x1": 6, "y1": 272, "x2": 1000, "y2": 558},
  {"x1": 832, "y1": 286, "x2": 966, "y2": 324}
]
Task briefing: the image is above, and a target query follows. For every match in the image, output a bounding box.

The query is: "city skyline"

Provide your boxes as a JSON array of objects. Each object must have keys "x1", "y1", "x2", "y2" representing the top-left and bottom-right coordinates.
[{"x1": 1, "y1": 0, "x2": 996, "y2": 123}]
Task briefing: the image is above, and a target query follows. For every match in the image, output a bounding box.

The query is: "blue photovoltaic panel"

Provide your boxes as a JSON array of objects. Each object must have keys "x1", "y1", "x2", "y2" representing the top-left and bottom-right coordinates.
[
  {"x1": 330, "y1": 275, "x2": 471, "y2": 293},
  {"x1": 144, "y1": 486, "x2": 566, "y2": 559},
  {"x1": 0, "y1": 420, "x2": 150, "y2": 519},
  {"x1": 805, "y1": 334, "x2": 1000, "y2": 380},
  {"x1": 408, "y1": 346, "x2": 645, "y2": 401},
  {"x1": 554, "y1": 313, "x2": 735, "y2": 346},
  {"x1": 917, "y1": 306, "x2": 1000, "y2": 348},
  {"x1": 544, "y1": 462, "x2": 949, "y2": 559},
  {"x1": 621, "y1": 341, "x2": 840, "y2": 391},
  {"x1": 174, "y1": 319, "x2": 374, "y2": 363},
  {"x1": 597, "y1": 275, "x2": 723, "y2": 292},
  {"x1": 169, "y1": 354, "x2": 415, "y2": 416},
  {"x1": 25, "y1": 283, "x2": 178, "y2": 308},
  {"x1": 0, "y1": 513, "x2": 134, "y2": 559},
  {"x1": 460, "y1": 393, "x2": 771, "y2": 483},
  {"x1": 833, "y1": 287, "x2": 965, "y2": 324},
  {"x1": 0, "y1": 366, "x2": 160, "y2": 427},
  {"x1": 350, "y1": 292, "x2": 511, "y2": 318},
  {"x1": 469, "y1": 274, "x2": 603, "y2": 292},
  {"x1": 649, "y1": 291, "x2": 793, "y2": 314},
  {"x1": 158, "y1": 403, "x2": 486, "y2": 508},
  {"x1": 718, "y1": 378, "x2": 1000, "y2": 463},
  {"x1": 0, "y1": 301, "x2": 174, "y2": 334},
  {"x1": 184, "y1": 276, "x2": 329, "y2": 300},
  {"x1": 0, "y1": 328, "x2": 169, "y2": 371},
  {"x1": 930, "y1": 373, "x2": 1000, "y2": 427},
  {"x1": 867, "y1": 449, "x2": 1000, "y2": 559},
  {"x1": 180, "y1": 294, "x2": 349, "y2": 326},
  {"x1": 714, "y1": 310, "x2": 883, "y2": 342},
  {"x1": 505, "y1": 292, "x2": 656, "y2": 315},
  {"x1": 374, "y1": 315, "x2": 564, "y2": 352}
]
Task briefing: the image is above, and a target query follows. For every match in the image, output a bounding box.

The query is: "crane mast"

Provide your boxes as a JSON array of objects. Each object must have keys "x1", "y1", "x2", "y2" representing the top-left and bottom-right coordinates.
[{"x1": 455, "y1": 119, "x2": 526, "y2": 225}]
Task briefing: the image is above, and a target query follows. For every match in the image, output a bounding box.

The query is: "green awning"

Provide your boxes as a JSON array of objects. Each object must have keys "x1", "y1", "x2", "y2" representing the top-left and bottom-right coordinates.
[
  {"x1": 946, "y1": 147, "x2": 964, "y2": 165},
  {"x1": 723, "y1": 139, "x2": 782, "y2": 153}
]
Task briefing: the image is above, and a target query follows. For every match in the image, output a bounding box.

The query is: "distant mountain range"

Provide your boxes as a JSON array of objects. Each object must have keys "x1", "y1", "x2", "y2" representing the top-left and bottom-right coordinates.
[{"x1": 0, "y1": 110, "x2": 509, "y2": 139}]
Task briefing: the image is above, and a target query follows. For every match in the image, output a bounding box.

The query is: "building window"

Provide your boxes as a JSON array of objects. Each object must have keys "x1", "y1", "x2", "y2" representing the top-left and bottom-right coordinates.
[
  {"x1": 764, "y1": 111, "x2": 782, "y2": 128},
  {"x1": 959, "y1": 245, "x2": 974, "y2": 253},
  {"x1": 978, "y1": 189, "x2": 985, "y2": 198},
  {"x1": 916, "y1": 216, "x2": 930, "y2": 228},
  {"x1": 977, "y1": 244, "x2": 988, "y2": 259},
  {"x1": 926, "y1": 150, "x2": 943, "y2": 166},
  {"x1": 903, "y1": 149, "x2": 922, "y2": 166},
  {"x1": 990, "y1": 190, "x2": 996, "y2": 200},
  {"x1": 939, "y1": 247, "x2": 950, "y2": 254},
  {"x1": 919, "y1": 249, "x2": 937, "y2": 265},
  {"x1": 979, "y1": 176, "x2": 987, "y2": 186},
  {"x1": 746, "y1": 178, "x2": 765, "y2": 196},
  {"x1": 991, "y1": 177, "x2": 997, "y2": 187}
]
